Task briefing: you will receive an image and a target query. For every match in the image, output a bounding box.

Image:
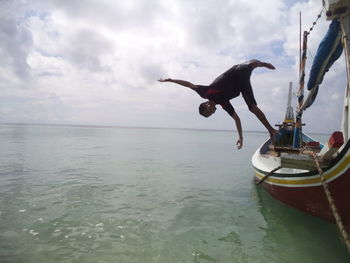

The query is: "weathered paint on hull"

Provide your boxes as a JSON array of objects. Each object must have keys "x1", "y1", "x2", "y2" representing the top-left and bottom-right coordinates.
[
  {"x1": 253, "y1": 141, "x2": 350, "y2": 232},
  {"x1": 254, "y1": 168, "x2": 350, "y2": 231}
]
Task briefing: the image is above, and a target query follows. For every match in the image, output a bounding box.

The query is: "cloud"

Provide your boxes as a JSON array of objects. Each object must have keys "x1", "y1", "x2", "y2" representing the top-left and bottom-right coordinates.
[
  {"x1": 0, "y1": 0, "x2": 346, "y2": 134},
  {"x1": 0, "y1": 0, "x2": 33, "y2": 81}
]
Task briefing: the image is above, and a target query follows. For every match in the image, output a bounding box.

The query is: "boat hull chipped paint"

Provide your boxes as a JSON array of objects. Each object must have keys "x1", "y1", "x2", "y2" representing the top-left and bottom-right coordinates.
[{"x1": 252, "y1": 138, "x2": 350, "y2": 232}]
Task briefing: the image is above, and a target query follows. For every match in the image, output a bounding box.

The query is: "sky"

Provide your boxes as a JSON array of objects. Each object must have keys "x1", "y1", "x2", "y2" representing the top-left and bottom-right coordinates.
[{"x1": 0, "y1": 0, "x2": 347, "y2": 134}]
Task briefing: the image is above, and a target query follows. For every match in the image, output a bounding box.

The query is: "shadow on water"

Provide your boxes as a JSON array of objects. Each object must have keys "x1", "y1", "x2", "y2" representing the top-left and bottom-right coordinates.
[{"x1": 252, "y1": 183, "x2": 350, "y2": 262}]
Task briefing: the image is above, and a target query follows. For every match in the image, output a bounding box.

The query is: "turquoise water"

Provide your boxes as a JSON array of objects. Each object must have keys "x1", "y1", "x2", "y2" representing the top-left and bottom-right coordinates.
[{"x1": 0, "y1": 124, "x2": 349, "y2": 262}]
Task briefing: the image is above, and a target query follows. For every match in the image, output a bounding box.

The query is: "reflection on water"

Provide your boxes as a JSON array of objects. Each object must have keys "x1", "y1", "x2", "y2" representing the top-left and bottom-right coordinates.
[{"x1": 254, "y1": 185, "x2": 349, "y2": 262}]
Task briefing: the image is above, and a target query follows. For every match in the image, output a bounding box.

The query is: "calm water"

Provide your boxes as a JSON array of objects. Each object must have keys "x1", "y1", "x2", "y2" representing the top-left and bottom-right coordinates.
[{"x1": 0, "y1": 124, "x2": 349, "y2": 263}]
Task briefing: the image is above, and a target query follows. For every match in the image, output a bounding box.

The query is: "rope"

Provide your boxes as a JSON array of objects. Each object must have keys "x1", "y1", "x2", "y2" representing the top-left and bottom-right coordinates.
[
  {"x1": 311, "y1": 152, "x2": 350, "y2": 254},
  {"x1": 306, "y1": 8, "x2": 324, "y2": 36},
  {"x1": 256, "y1": 166, "x2": 282, "y2": 185},
  {"x1": 297, "y1": 8, "x2": 324, "y2": 117},
  {"x1": 307, "y1": 48, "x2": 314, "y2": 61}
]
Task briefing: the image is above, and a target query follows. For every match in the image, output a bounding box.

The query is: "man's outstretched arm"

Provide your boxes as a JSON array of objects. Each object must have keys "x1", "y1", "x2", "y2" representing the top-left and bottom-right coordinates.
[
  {"x1": 231, "y1": 112, "x2": 243, "y2": 149},
  {"x1": 248, "y1": 59, "x2": 275, "y2": 70},
  {"x1": 158, "y1": 78, "x2": 197, "y2": 89}
]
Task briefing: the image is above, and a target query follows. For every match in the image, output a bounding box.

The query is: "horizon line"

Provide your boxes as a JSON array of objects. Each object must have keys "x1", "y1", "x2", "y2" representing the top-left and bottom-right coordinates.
[{"x1": 0, "y1": 121, "x2": 330, "y2": 135}]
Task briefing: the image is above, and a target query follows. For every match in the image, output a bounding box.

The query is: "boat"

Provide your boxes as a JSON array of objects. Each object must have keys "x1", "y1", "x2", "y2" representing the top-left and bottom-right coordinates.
[{"x1": 252, "y1": 0, "x2": 350, "y2": 244}]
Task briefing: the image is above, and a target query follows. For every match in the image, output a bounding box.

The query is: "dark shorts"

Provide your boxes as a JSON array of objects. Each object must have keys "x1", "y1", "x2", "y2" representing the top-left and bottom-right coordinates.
[
  {"x1": 195, "y1": 63, "x2": 257, "y2": 110},
  {"x1": 241, "y1": 82, "x2": 257, "y2": 109}
]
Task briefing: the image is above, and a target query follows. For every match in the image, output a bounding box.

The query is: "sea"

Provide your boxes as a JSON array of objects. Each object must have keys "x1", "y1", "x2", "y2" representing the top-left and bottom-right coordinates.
[{"x1": 0, "y1": 124, "x2": 349, "y2": 263}]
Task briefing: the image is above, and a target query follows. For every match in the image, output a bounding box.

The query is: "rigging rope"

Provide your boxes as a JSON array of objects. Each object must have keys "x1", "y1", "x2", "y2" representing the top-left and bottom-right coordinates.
[
  {"x1": 304, "y1": 9, "x2": 324, "y2": 63},
  {"x1": 306, "y1": 9, "x2": 324, "y2": 36},
  {"x1": 297, "y1": 8, "x2": 324, "y2": 117},
  {"x1": 311, "y1": 152, "x2": 350, "y2": 254}
]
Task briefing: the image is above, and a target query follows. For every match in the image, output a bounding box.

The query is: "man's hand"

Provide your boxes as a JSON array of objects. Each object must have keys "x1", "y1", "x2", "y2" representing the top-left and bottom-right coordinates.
[
  {"x1": 158, "y1": 78, "x2": 172, "y2": 82},
  {"x1": 236, "y1": 138, "x2": 243, "y2": 150},
  {"x1": 158, "y1": 78, "x2": 197, "y2": 89}
]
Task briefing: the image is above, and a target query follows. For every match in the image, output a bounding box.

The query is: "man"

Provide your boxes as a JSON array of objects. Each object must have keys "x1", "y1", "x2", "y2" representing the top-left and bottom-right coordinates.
[{"x1": 158, "y1": 59, "x2": 277, "y2": 149}]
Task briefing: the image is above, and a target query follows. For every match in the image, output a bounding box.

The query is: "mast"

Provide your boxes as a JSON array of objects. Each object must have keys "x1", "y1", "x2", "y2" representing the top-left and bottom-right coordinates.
[
  {"x1": 285, "y1": 82, "x2": 294, "y2": 123},
  {"x1": 293, "y1": 30, "x2": 308, "y2": 148},
  {"x1": 326, "y1": 0, "x2": 350, "y2": 141},
  {"x1": 299, "y1": 12, "x2": 302, "y2": 76}
]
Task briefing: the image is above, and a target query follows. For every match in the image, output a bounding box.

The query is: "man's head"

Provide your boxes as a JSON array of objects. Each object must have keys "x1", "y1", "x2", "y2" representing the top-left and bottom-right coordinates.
[{"x1": 199, "y1": 101, "x2": 217, "y2": 117}]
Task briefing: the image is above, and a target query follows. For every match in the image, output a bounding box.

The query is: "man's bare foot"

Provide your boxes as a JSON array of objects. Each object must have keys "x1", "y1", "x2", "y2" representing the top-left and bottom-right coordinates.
[
  {"x1": 270, "y1": 130, "x2": 279, "y2": 146},
  {"x1": 265, "y1": 63, "x2": 276, "y2": 70}
]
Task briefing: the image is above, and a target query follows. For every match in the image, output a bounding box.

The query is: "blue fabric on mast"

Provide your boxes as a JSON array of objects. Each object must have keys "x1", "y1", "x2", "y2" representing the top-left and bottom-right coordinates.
[{"x1": 307, "y1": 20, "x2": 343, "y2": 91}]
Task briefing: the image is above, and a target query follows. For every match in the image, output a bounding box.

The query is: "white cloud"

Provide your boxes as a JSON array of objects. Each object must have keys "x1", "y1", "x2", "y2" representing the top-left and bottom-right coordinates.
[{"x1": 0, "y1": 0, "x2": 346, "y2": 134}]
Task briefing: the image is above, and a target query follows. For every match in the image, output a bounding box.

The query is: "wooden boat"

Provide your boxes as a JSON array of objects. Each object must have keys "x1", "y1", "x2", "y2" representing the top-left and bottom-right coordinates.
[{"x1": 252, "y1": 0, "x2": 350, "y2": 235}]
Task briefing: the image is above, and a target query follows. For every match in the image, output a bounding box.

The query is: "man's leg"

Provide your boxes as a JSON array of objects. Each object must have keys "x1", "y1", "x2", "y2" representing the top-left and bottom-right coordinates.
[
  {"x1": 240, "y1": 81, "x2": 277, "y2": 142},
  {"x1": 249, "y1": 104, "x2": 277, "y2": 141}
]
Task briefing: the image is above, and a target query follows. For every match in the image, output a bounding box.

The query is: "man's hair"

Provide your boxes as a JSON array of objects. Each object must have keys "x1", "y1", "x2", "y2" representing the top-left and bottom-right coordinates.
[{"x1": 199, "y1": 102, "x2": 209, "y2": 117}]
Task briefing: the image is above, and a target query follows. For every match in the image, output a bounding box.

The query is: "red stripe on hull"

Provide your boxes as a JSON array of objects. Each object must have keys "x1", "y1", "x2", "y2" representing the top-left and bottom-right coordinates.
[{"x1": 257, "y1": 168, "x2": 350, "y2": 231}]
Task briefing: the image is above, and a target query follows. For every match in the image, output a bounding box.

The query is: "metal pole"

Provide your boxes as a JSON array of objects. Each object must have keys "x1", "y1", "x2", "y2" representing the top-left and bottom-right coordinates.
[{"x1": 340, "y1": 15, "x2": 350, "y2": 141}]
